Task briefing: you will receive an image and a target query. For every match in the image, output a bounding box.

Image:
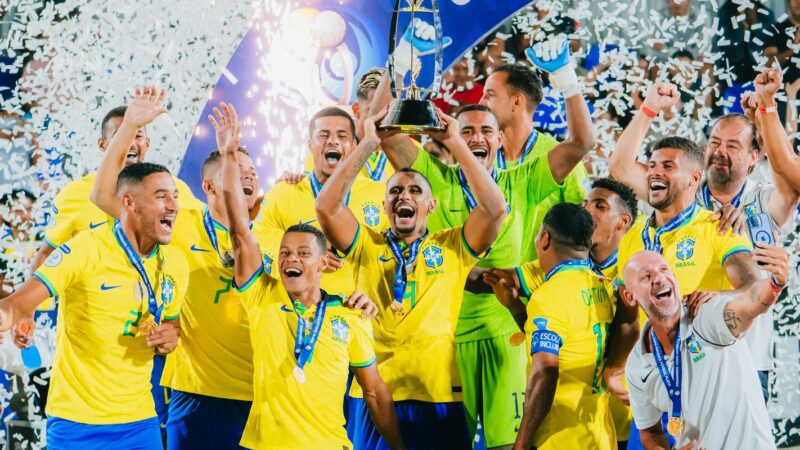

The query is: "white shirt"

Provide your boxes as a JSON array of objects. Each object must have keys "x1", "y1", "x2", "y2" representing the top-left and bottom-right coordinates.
[
  {"x1": 626, "y1": 297, "x2": 775, "y2": 450},
  {"x1": 695, "y1": 179, "x2": 781, "y2": 370}
]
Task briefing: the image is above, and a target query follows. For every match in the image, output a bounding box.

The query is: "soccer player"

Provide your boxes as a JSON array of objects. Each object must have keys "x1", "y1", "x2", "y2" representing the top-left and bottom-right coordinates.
[
  {"x1": 258, "y1": 106, "x2": 389, "y2": 298},
  {"x1": 0, "y1": 162, "x2": 187, "y2": 449},
  {"x1": 621, "y1": 249, "x2": 786, "y2": 449},
  {"x1": 609, "y1": 82, "x2": 788, "y2": 394},
  {"x1": 215, "y1": 103, "x2": 403, "y2": 449},
  {"x1": 315, "y1": 108, "x2": 507, "y2": 448}
]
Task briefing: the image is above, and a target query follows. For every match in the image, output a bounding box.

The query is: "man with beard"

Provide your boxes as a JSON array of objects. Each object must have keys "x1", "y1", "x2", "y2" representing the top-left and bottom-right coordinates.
[
  {"x1": 608, "y1": 81, "x2": 798, "y2": 396},
  {"x1": 316, "y1": 108, "x2": 507, "y2": 448},
  {"x1": 622, "y1": 249, "x2": 785, "y2": 449}
]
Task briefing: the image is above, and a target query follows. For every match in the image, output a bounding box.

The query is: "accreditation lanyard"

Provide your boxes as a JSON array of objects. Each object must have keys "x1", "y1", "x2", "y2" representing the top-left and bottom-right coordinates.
[
  {"x1": 386, "y1": 230, "x2": 428, "y2": 305},
  {"x1": 365, "y1": 151, "x2": 388, "y2": 181},
  {"x1": 203, "y1": 208, "x2": 233, "y2": 267},
  {"x1": 309, "y1": 171, "x2": 350, "y2": 206},
  {"x1": 496, "y1": 130, "x2": 538, "y2": 170},
  {"x1": 650, "y1": 327, "x2": 683, "y2": 424},
  {"x1": 543, "y1": 259, "x2": 592, "y2": 282},
  {"x1": 641, "y1": 203, "x2": 697, "y2": 254},
  {"x1": 293, "y1": 298, "x2": 328, "y2": 372},
  {"x1": 457, "y1": 166, "x2": 498, "y2": 210},
  {"x1": 590, "y1": 249, "x2": 618, "y2": 276},
  {"x1": 113, "y1": 220, "x2": 164, "y2": 324},
  {"x1": 700, "y1": 181, "x2": 746, "y2": 210}
]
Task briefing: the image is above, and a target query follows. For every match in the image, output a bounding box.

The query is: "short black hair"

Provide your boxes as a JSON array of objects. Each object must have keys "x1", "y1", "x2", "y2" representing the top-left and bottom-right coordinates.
[
  {"x1": 308, "y1": 107, "x2": 356, "y2": 138},
  {"x1": 492, "y1": 64, "x2": 543, "y2": 112},
  {"x1": 285, "y1": 223, "x2": 327, "y2": 254},
  {"x1": 710, "y1": 113, "x2": 760, "y2": 153},
  {"x1": 1, "y1": 188, "x2": 36, "y2": 207},
  {"x1": 542, "y1": 203, "x2": 594, "y2": 251},
  {"x1": 101, "y1": 106, "x2": 128, "y2": 138},
  {"x1": 454, "y1": 104, "x2": 499, "y2": 127},
  {"x1": 649, "y1": 136, "x2": 704, "y2": 168},
  {"x1": 116, "y1": 162, "x2": 171, "y2": 195},
  {"x1": 591, "y1": 178, "x2": 638, "y2": 224},
  {"x1": 201, "y1": 147, "x2": 251, "y2": 180},
  {"x1": 390, "y1": 167, "x2": 433, "y2": 192}
]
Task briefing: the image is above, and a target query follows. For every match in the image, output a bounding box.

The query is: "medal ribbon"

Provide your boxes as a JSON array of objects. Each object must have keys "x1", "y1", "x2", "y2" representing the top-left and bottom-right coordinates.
[
  {"x1": 365, "y1": 151, "x2": 388, "y2": 181},
  {"x1": 113, "y1": 220, "x2": 164, "y2": 324},
  {"x1": 457, "y1": 166, "x2": 498, "y2": 210},
  {"x1": 293, "y1": 297, "x2": 328, "y2": 372},
  {"x1": 386, "y1": 230, "x2": 428, "y2": 305},
  {"x1": 309, "y1": 171, "x2": 350, "y2": 206},
  {"x1": 590, "y1": 249, "x2": 618, "y2": 276},
  {"x1": 543, "y1": 259, "x2": 592, "y2": 282},
  {"x1": 650, "y1": 327, "x2": 682, "y2": 425},
  {"x1": 496, "y1": 130, "x2": 538, "y2": 170},
  {"x1": 700, "y1": 181, "x2": 746, "y2": 210},
  {"x1": 203, "y1": 208, "x2": 233, "y2": 267},
  {"x1": 641, "y1": 202, "x2": 698, "y2": 254}
]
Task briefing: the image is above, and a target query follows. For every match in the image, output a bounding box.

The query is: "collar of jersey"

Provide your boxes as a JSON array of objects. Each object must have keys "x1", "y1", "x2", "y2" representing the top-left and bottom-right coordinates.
[
  {"x1": 112, "y1": 225, "x2": 159, "y2": 259},
  {"x1": 290, "y1": 289, "x2": 342, "y2": 314},
  {"x1": 646, "y1": 202, "x2": 700, "y2": 233}
]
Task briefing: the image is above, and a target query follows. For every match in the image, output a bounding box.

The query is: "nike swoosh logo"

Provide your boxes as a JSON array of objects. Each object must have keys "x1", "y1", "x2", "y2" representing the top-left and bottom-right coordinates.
[
  {"x1": 100, "y1": 283, "x2": 121, "y2": 291},
  {"x1": 89, "y1": 221, "x2": 108, "y2": 229},
  {"x1": 300, "y1": 219, "x2": 318, "y2": 226},
  {"x1": 378, "y1": 255, "x2": 393, "y2": 263},
  {"x1": 190, "y1": 244, "x2": 211, "y2": 252},
  {"x1": 641, "y1": 369, "x2": 655, "y2": 384},
  {"x1": 280, "y1": 305, "x2": 293, "y2": 312}
]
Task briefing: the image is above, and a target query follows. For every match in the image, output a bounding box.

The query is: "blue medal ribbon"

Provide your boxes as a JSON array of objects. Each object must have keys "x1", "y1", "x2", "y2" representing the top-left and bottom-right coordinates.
[
  {"x1": 113, "y1": 220, "x2": 165, "y2": 324},
  {"x1": 590, "y1": 249, "x2": 618, "y2": 275},
  {"x1": 309, "y1": 171, "x2": 350, "y2": 206},
  {"x1": 650, "y1": 327, "x2": 682, "y2": 425},
  {"x1": 203, "y1": 208, "x2": 233, "y2": 267},
  {"x1": 700, "y1": 181, "x2": 746, "y2": 210},
  {"x1": 496, "y1": 130, "x2": 538, "y2": 170},
  {"x1": 293, "y1": 295, "x2": 328, "y2": 372},
  {"x1": 544, "y1": 259, "x2": 592, "y2": 282},
  {"x1": 457, "y1": 167, "x2": 498, "y2": 210},
  {"x1": 364, "y1": 151, "x2": 388, "y2": 181},
  {"x1": 385, "y1": 230, "x2": 428, "y2": 306},
  {"x1": 641, "y1": 203, "x2": 698, "y2": 254}
]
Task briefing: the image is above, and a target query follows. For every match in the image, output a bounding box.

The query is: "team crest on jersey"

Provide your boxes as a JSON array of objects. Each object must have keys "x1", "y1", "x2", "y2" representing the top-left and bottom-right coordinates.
[
  {"x1": 44, "y1": 248, "x2": 64, "y2": 267},
  {"x1": 161, "y1": 275, "x2": 176, "y2": 304},
  {"x1": 331, "y1": 316, "x2": 349, "y2": 343},
  {"x1": 686, "y1": 335, "x2": 706, "y2": 363},
  {"x1": 423, "y1": 245, "x2": 443, "y2": 269},
  {"x1": 262, "y1": 253, "x2": 273, "y2": 275},
  {"x1": 676, "y1": 238, "x2": 695, "y2": 262},
  {"x1": 362, "y1": 203, "x2": 381, "y2": 228}
]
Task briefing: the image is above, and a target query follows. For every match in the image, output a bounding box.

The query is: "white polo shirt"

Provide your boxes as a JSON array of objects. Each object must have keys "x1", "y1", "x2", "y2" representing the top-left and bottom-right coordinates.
[
  {"x1": 696, "y1": 179, "x2": 783, "y2": 371},
  {"x1": 626, "y1": 296, "x2": 775, "y2": 450}
]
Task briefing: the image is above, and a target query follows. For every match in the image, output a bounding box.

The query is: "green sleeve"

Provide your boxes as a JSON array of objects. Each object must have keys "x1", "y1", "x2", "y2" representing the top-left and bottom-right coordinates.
[
  {"x1": 561, "y1": 163, "x2": 591, "y2": 205},
  {"x1": 410, "y1": 142, "x2": 459, "y2": 191},
  {"x1": 516, "y1": 153, "x2": 563, "y2": 204}
]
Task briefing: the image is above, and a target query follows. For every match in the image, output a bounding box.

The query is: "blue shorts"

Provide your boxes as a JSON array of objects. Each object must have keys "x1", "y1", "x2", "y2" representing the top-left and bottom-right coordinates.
[
  {"x1": 166, "y1": 390, "x2": 252, "y2": 450},
  {"x1": 46, "y1": 416, "x2": 161, "y2": 450},
  {"x1": 151, "y1": 354, "x2": 169, "y2": 432},
  {"x1": 346, "y1": 397, "x2": 471, "y2": 450}
]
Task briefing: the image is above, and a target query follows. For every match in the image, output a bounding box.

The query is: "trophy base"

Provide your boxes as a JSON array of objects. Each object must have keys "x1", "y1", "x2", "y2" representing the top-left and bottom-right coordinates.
[{"x1": 378, "y1": 99, "x2": 445, "y2": 134}]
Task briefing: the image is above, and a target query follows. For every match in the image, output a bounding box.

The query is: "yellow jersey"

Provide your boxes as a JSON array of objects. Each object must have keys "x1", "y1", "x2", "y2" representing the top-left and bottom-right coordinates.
[
  {"x1": 45, "y1": 172, "x2": 201, "y2": 249},
  {"x1": 524, "y1": 261, "x2": 616, "y2": 449},
  {"x1": 32, "y1": 224, "x2": 187, "y2": 424},
  {"x1": 341, "y1": 225, "x2": 482, "y2": 403},
  {"x1": 161, "y1": 206, "x2": 280, "y2": 401},
  {"x1": 257, "y1": 174, "x2": 388, "y2": 297},
  {"x1": 303, "y1": 150, "x2": 395, "y2": 183},
  {"x1": 236, "y1": 266, "x2": 376, "y2": 449}
]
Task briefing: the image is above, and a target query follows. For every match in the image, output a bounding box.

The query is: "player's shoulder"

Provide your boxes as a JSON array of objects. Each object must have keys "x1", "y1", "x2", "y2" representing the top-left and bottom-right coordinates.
[
  {"x1": 428, "y1": 227, "x2": 464, "y2": 248},
  {"x1": 267, "y1": 178, "x2": 311, "y2": 200},
  {"x1": 55, "y1": 172, "x2": 96, "y2": 202},
  {"x1": 326, "y1": 296, "x2": 372, "y2": 328},
  {"x1": 352, "y1": 174, "x2": 387, "y2": 197}
]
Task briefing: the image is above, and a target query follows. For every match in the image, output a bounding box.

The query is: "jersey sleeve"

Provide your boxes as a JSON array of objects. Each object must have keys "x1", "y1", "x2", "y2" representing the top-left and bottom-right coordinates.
[
  {"x1": 161, "y1": 250, "x2": 189, "y2": 321},
  {"x1": 626, "y1": 370, "x2": 664, "y2": 430},
  {"x1": 44, "y1": 188, "x2": 76, "y2": 248},
  {"x1": 33, "y1": 233, "x2": 94, "y2": 298},
  {"x1": 513, "y1": 154, "x2": 562, "y2": 204},
  {"x1": 234, "y1": 265, "x2": 280, "y2": 310},
  {"x1": 348, "y1": 315, "x2": 377, "y2": 368},
  {"x1": 516, "y1": 259, "x2": 544, "y2": 298},
  {"x1": 713, "y1": 224, "x2": 752, "y2": 265},
  {"x1": 692, "y1": 295, "x2": 737, "y2": 346},
  {"x1": 410, "y1": 140, "x2": 458, "y2": 189},
  {"x1": 526, "y1": 293, "x2": 569, "y2": 356},
  {"x1": 257, "y1": 184, "x2": 287, "y2": 233},
  {"x1": 561, "y1": 163, "x2": 590, "y2": 205}
]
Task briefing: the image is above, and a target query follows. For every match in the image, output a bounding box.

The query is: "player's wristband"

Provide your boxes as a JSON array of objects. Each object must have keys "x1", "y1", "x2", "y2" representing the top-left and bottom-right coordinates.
[
  {"x1": 769, "y1": 275, "x2": 785, "y2": 298},
  {"x1": 757, "y1": 105, "x2": 778, "y2": 114},
  {"x1": 640, "y1": 105, "x2": 658, "y2": 118}
]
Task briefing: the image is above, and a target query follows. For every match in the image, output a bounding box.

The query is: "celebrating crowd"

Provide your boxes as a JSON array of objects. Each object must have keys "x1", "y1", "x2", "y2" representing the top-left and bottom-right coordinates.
[{"x1": 0, "y1": 9, "x2": 799, "y2": 450}]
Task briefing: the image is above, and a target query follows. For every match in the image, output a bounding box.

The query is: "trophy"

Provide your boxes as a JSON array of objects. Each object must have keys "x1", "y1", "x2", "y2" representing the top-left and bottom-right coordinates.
[{"x1": 378, "y1": 0, "x2": 445, "y2": 133}]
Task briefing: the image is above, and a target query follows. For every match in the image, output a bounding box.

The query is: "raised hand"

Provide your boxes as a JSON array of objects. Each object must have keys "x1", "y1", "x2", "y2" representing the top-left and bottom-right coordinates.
[
  {"x1": 525, "y1": 34, "x2": 571, "y2": 74},
  {"x1": 642, "y1": 82, "x2": 680, "y2": 115},
  {"x1": 753, "y1": 235, "x2": 789, "y2": 286},
  {"x1": 755, "y1": 68, "x2": 782, "y2": 107},
  {"x1": 424, "y1": 108, "x2": 460, "y2": 144},
  {"x1": 482, "y1": 268, "x2": 520, "y2": 309},
  {"x1": 740, "y1": 92, "x2": 758, "y2": 122},
  {"x1": 344, "y1": 291, "x2": 379, "y2": 319},
  {"x1": 208, "y1": 102, "x2": 240, "y2": 157},
  {"x1": 364, "y1": 105, "x2": 396, "y2": 143},
  {"x1": 124, "y1": 86, "x2": 168, "y2": 128}
]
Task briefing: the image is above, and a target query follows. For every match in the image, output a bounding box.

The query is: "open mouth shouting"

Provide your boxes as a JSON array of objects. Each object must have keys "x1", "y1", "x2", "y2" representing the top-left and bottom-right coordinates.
[
  {"x1": 283, "y1": 267, "x2": 303, "y2": 278},
  {"x1": 470, "y1": 145, "x2": 489, "y2": 163},
  {"x1": 159, "y1": 214, "x2": 176, "y2": 234},
  {"x1": 323, "y1": 148, "x2": 343, "y2": 167},
  {"x1": 126, "y1": 148, "x2": 140, "y2": 164}
]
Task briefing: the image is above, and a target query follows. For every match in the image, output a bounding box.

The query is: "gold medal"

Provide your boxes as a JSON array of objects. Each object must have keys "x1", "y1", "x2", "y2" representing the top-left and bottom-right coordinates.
[
  {"x1": 136, "y1": 319, "x2": 157, "y2": 337},
  {"x1": 666, "y1": 417, "x2": 684, "y2": 436},
  {"x1": 293, "y1": 366, "x2": 306, "y2": 384},
  {"x1": 390, "y1": 301, "x2": 405, "y2": 316},
  {"x1": 509, "y1": 332, "x2": 525, "y2": 346}
]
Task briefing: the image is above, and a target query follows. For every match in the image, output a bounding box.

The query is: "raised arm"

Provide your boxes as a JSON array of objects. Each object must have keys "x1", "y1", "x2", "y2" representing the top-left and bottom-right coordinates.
[
  {"x1": 90, "y1": 86, "x2": 168, "y2": 218},
  {"x1": 723, "y1": 240, "x2": 788, "y2": 338},
  {"x1": 513, "y1": 352, "x2": 559, "y2": 450},
  {"x1": 608, "y1": 82, "x2": 680, "y2": 200},
  {"x1": 316, "y1": 112, "x2": 383, "y2": 253},
  {"x1": 722, "y1": 250, "x2": 761, "y2": 292},
  {"x1": 525, "y1": 35, "x2": 596, "y2": 183},
  {"x1": 428, "y1": 111, "x2": 506, "y2": 255},
  {"x1": 370, "y1": 71, "x2": 419, "y2": 170},
  {"x1": 210, "y1": 102, "x2": 262, "y2": 286}
]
